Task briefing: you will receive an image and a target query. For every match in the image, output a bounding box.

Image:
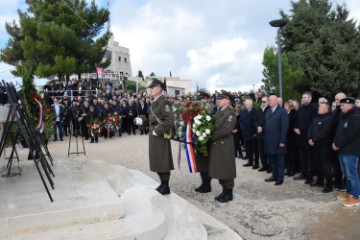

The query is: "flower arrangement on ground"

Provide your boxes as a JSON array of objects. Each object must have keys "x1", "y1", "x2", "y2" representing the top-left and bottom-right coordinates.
[
  {"x1": 103, "y1": 113, "x2": 122, "y2": 137},
  {"x1": 87, "y1": 119, "x2": 103, "y2": 137}
]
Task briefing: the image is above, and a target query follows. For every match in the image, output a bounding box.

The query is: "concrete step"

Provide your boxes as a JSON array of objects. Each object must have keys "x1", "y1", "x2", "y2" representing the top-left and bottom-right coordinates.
[
  {"x1": 1, "y1": 158, "x2": 242, "y2": 240},
  {"x1": 2, "y1": 201, "x2": 123, "y2": 237},
  {"x1": 121, "y1": 168, "x2": 208, "y2": 240},
  {"x1": 11, "y1": 211, "x2": 166, "y2": 240},
  {"x1": 123, "y1": 168, "x2": 242, "y2": 240},
  {"x1": 0, "y1": 160, "x2": 124, "y2": 238}
]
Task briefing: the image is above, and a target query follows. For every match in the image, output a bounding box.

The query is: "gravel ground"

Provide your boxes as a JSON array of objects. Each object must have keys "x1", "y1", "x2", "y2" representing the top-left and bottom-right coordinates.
[{"x1": 44, "y1": 134, "x2": 360, "y2": 240}]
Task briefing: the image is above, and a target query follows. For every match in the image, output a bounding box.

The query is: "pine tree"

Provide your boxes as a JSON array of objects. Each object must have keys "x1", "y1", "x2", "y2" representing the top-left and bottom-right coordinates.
[
  {"x1": 279, "y1": 0, "x2": 360, "y2": 98},
  {"x1": 1, "y1": 0, "x2": 111, "y2": 79}
]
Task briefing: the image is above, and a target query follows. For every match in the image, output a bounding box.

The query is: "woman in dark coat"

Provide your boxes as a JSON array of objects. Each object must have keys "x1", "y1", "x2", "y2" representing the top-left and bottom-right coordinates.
[{"x1": 285, "y1": 100, "x2": 297, "y2": 176}]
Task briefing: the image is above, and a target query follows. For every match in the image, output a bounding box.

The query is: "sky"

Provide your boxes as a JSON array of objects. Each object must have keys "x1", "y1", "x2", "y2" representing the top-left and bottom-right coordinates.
[{"x1": 0, "y1": 0, "x2": 359, "y2": 92}]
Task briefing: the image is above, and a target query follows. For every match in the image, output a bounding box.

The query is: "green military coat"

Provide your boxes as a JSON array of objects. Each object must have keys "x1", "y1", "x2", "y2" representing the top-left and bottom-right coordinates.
[
  {"x1": 195, "y1": 147, "x2": 210, "y2": 172},
  {"x1": 149, "y1": 95, "x2": 175, "y2": 172},
  {"x1": 209, "y1": 106, "x2": 236, "y2": 180}
]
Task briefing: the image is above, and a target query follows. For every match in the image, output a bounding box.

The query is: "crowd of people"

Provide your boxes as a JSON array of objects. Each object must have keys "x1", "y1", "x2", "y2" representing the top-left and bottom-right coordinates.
[
  {"x1": 235, "y1": 91, "x2": 360, "y2": 206},
  {"x1": 44, "y1": 78, "x2": 360, "y2": 206}
]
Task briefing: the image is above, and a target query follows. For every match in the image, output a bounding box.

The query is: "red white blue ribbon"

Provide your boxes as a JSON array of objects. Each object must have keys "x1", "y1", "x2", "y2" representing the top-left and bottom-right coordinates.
[
  {"x1": 184, "y1": 122, "x2": 197, "y2": 173},
  {"x1": 33, "y1": 97, "x2": 45, "y2": 133}
]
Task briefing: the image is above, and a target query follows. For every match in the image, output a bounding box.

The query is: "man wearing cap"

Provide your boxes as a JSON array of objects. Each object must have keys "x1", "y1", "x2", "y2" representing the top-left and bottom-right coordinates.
[
  {"x1": 333, "y1": 97, "x2": 360, "y2": 207},
  {"x1": 194, "y1": 91, "x2": 213, "y2": 193},
  {"x1": 148, "y1": 79, "x2": 175, "y2": 195},
  {"x1": 209, "y1": 90, "x2": 236, "y2": 203}
]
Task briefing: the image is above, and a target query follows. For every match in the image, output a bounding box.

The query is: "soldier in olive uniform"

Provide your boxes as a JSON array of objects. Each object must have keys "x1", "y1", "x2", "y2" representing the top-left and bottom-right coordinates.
[
  {"x1": 209, "y1": 90, "x2": 236, "y2": 203},
  {"x1": 194, "y1": 91, "x2": 214, "y2": 193},
  {"x1": 148, "y1": 79, "x2": 175, "y2": 195}
]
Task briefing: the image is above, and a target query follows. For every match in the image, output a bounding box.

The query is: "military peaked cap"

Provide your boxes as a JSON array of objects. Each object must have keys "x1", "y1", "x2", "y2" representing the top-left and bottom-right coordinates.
[
  {"x1": 148, "y1": 78, "x2": 166, "y2": 90},
  {"x1": 217, "y1": 90, "x2": 234, "y2": 101},
  {"x1": 340, "y1": 97, "x2": 355, "y2": 104},
  {"x1": 196, "y1": 91, "x2": 211, "y2": 100}
]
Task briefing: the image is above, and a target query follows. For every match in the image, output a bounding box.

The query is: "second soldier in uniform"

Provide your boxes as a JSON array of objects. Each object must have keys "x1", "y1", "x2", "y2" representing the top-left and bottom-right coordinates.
[{"x1": 209, "y1": 90, "x2": 237, "y2": 203}]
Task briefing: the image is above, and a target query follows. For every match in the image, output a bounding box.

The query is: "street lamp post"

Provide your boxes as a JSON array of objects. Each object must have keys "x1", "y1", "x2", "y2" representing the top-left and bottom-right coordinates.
[{"x1": 269, "y1": 19, "x2": 288, "y2": 99}]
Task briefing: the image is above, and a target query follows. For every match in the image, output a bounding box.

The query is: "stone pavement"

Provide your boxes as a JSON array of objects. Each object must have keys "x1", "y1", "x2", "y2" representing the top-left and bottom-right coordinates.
[
  {"x1": 0, "y1": 135, "x2": 241, "y2": 240},
  {"x1": 1, "y1": 134, "x2": 360, "y2": 239}
]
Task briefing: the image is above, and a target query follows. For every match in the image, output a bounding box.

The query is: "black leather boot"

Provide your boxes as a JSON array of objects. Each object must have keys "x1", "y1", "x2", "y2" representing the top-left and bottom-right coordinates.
[
  {"x1": 195, "y1": 180, "x2": 211, "y2": 193},
  {"x1": 214, "y1": 187, "x2": 226, "y2": 201},
  {"x1": 156, "y1": 180, "x2": 171, "y2": 195},
  {"x1": 215, "y1": 187, "x2": 233, "y2": 203},
  {"x1": 90, "y1": 137, "x2": 94, "y2": 143},
  {"x1": 322, "y1": 177, "x2": 333, "y2": 193}
]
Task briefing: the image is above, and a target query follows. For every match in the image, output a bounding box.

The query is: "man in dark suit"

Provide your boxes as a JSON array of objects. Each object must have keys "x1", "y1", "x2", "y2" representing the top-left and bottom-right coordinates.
[
  {"x1": 254, "y1": 96, "x2": 270, "y2": 172},
  {"x1": 331, "y1": 92, "x2": 346, "y2": 191},
  {"x1": 240, "y1": 99, "x2": 258, "y2": 168},
  {"x1": 127, "y1": 99, "x2": 138, "y2": 135},
  {"x1": 137, "y1": 98, "x2": 148, "y2": 135},
  {"x1": 264, "y1": 94, "x2": 289, "y2": 185},
  {"x1": 293, "y1": 91, "x2": 318, "y2": 184},
  {"x1": 51, "y1": 98, "x2": 64, "y2": 141}
]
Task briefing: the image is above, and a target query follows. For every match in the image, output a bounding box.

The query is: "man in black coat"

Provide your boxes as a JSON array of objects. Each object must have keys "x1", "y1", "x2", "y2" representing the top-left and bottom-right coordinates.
[
  {"x1": 331, "y1": 92, "x2": 347, "y2": 190},
  {"x1": 293, "y1": 91, "x2": 318, "y2": 184},
  {"x1": 62, "y1": 99, "x2": 72, "y2": 136},
  {"x1": 333, "y1": 97, "x2": 360, "y2": 207},
  {"x1": 254, "y1": 96, "x2": 270, "y2": 172},
  {"x1": 137, "y1": 98, "x2": 148, "y2": 135},
  {"x1": 308, "y1": 102, "x2": 334, "y2": 193},
  {"x1": 240, "y1": 99, "x2": 258, "y2": 168},
  {"x1": 264, "y1": 94, "x2": 289, "y2": 185},
  {"x1": 127, "y1": 99, "x2": 138, "y2": 135}
]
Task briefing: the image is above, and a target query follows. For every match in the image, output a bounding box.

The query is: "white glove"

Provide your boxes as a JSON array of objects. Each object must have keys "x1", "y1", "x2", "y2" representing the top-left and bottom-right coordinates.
[{"x1": 152, "y1": 130, "x2": 158, "y2": 136}]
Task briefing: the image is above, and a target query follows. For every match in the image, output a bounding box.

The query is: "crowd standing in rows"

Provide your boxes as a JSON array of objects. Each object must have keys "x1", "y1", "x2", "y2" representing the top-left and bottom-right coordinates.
[{"x1": 45, "y1": 78, "x2": 360, "y2": 206}]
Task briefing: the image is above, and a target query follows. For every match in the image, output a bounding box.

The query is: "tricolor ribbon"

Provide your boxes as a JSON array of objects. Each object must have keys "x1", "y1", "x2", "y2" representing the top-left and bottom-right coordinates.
[
  {"x1": 184, "y1": 122, "x2": 197, "y2": 173},
  {"x1": 33, "y1": 96, "x2": 45, "y2": 133}
]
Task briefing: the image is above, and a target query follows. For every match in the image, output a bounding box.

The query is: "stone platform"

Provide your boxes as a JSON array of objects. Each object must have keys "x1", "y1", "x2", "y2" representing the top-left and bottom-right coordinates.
[{"x1": 0, "y1": 157, "x2": 242, "y2": 239}]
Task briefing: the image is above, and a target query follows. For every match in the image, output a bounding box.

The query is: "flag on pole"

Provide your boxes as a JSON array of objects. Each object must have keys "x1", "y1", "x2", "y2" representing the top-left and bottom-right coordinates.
[{"x1": 96, "y1": 66, "x2": 104, "y2": 80}]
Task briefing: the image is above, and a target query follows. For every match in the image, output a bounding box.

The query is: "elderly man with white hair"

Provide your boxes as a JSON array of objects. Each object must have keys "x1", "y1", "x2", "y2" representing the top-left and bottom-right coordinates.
[{"x1": 240, "y1": 99, "x2": 258, "y2": 169}]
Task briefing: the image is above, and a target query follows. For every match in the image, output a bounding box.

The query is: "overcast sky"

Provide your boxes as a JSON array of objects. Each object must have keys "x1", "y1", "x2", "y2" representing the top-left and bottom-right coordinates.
[{"x1": 0, "y1": 0, "x2": 359, "y2": 91}]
